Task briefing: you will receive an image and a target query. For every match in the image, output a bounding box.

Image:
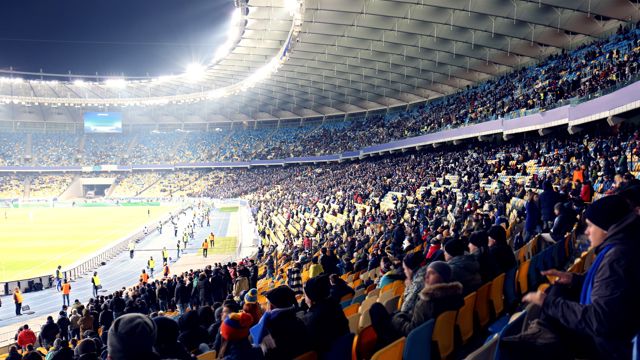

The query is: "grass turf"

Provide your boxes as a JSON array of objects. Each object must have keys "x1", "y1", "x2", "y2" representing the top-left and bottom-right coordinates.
[
  {"x1": 0, "y1": 206, "x2": 179, "y2": 282},
  {"x1": 198, "y1": 236, "x2": 237, "y2": 256}
]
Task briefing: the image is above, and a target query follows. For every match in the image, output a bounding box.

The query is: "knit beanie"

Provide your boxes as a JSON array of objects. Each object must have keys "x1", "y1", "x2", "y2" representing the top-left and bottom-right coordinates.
[
  {"x1": 265, "y1": 285, "x2": 297, "y2": 309},
  {"x1": 443, "y1": 239, "x2": 466, "y2": 257},
  {"x1": 303, "y1": 274, "x2": 330, "y2": 303},
  {"x1": 107, "y1": 313, "x2": 157, "y2": 360},
  {"x1": 152, "y1": 316, "x2": 179, "y2": 347},
  {"x1": 220, "y1": 312, "x2": 253, "y2": 342},
  {"x1": 468, "y1": 231, "x2": 488, "y2": 249},
  {"x1": 244, "y1": 288, "x2": 258, "y2": 304},
  {"x1": 75, "y1": 338, "x2": 96, "y2": 357},
  {"x1": 402, "y1": 252, "x2": 423, "y2": 272},
  {"x1": 585, "y1": 195, "x2": 631, "y2": 231},
  {"x1": 427, "y1": 261, "x2": 453, "y2": 283},
  {"x1": 488, "y1": 225, "x2": 507, "y2": 245}
]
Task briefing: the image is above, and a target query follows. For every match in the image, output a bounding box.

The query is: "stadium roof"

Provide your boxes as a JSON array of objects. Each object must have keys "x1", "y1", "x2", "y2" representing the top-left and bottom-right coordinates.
[{"x1": 0, "y1": 0, "x2": 638, "y2": 124}]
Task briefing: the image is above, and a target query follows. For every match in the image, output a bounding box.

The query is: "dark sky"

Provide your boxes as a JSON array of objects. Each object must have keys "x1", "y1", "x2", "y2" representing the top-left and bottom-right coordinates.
[{"x1": 0, "y1": 0, "x2": 235, "y2": 78}]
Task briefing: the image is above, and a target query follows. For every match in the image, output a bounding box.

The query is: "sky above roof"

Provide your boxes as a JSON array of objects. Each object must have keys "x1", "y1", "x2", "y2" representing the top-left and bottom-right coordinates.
[{"x1": 0, "y1": 0, "x2": 235, "y2": 78}]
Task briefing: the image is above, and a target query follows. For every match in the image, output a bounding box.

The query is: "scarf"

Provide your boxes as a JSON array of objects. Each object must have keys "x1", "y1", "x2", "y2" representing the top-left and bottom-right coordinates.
[{"x1": 580, "y1": 243, "x2": 615, "y2": 305}]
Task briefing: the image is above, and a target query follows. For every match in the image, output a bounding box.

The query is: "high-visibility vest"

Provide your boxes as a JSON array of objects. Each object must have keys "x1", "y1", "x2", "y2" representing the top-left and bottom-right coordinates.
[
  {"x1": 163, "y1": 266, "x2": 170, "y2": 276},
  {"x1": 148, "y1": 259, "x2": 155, "y2": 268},
  {"x1": 14, "y1": 290, "x2": 23, "y2": 304},
  {"x1": 55, "y1": 269, "x2": 62, "y2": 279},
  {"x1": 202, "y1": 241, "x2": 208, "y2": 249},
  {"x1": 92, "y1": 276, "x2": 101, "y2": 287},
  {"x1": 162, "y1": 250, "x2": 169, "y2": 259},
  {"x1": 62, "y1": 283, "x2": 71, "y2": 295},
  {"x1": 140, "y1": 273, "x2": 149, "y2": 283}
]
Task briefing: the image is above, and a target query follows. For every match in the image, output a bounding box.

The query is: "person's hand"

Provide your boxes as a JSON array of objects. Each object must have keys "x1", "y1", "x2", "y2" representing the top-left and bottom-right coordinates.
[
  {"x1": 541, "y1": 269, "x2": 573, "y2": 285},
  {"x1": 522, "y1": 290, "x2": 547, "y2": 306}
]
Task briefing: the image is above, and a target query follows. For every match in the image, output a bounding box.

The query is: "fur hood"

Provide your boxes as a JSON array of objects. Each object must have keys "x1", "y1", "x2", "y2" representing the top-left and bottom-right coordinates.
[{"x1": 418, "y1": 282, "x2": 463, "y2": 301}]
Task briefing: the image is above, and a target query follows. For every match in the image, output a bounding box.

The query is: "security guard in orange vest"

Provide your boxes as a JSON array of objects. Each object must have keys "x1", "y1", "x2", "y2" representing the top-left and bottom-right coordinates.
[
  {"x1": 140, "y1": 269, "x2": 149, "y2": 284},
  {"x1": 13, "y1": 287, "x2": 23, "y2": 316},
  {"x1": 202, "y1": 239, "x2": 209, "y2": 258},
  {"x1": 61, "y1": 279, "x2": 71, "y2": 307}
]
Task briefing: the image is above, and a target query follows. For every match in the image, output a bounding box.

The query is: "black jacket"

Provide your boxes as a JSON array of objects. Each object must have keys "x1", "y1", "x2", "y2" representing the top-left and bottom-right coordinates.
[
  {"x1": 392, "y1": 282, "x2": 464, "y2": 336},
  {"x1": 329, "y1": 280, "x2": 355, "y2": 303},
  {"x1": 488, "y1": 242, "x2": 517, "y2": 278},
  {"x1": 56, "y1": 316, "x2": 70, "y2": 336},
  {"x1": 550, "y1": 204, "x2": 577, "y2": 242},
  {"x1": 539, "y1": 189, "x2": 561, "y2": 222},
  {"x1": 542, "y1": 213, "x2": 640, "y2": 360},
  {"x1": 302, "y1": 298, "x2": 350, "y2": 354},
  {"x1": 40, "y1": 319, "x2": 59, "y2": 345}
]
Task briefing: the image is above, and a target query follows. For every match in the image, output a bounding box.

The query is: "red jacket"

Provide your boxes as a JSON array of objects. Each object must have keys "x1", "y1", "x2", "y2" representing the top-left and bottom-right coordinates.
[{"x1": 17, "y1": 329, "x2": 36, "y2": 348}]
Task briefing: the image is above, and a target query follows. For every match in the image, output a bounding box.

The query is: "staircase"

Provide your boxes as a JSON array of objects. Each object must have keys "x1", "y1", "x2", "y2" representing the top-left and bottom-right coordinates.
[{"x1": 23, "y1": 176, "x2": 31, "y2": 199}]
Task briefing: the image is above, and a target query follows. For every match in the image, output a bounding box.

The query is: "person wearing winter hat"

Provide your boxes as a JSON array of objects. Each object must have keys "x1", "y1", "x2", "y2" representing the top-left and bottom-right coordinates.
[
  {"x1": 487, "y1": 224, "x2": 517, "y2": 278},
  {"x1": 218, "y1": 312, "x2": 262, "y2": 359},
  {"x1": 74, "y1": 338, "x2": 99, "y2": 360},
  {"x1": 399, "y1": 252, "x2": 427, "y2": 313},
  {"x1": 468, "y1": 231, "x2": 495, "y2": 283},
  {"x1": 107, "y1": 313, "x2": 159, "y2": 360},
  {"x1": 243, "y1": 289, "x2": 263, "y2": 327},
  {"x1": 505, "y1": 195, "x2": 640, "y2": 360},
  {"x1": 370, "y1": 260, "x2": 463, "y2": 348},
  {"x1": 152, "y1": 316, "x2": 191, "y2": 360},
  {"x1": 250, "y1": 286, "x2": 310, "y2": 360},
  {"x1": 444, "y1": 239, "x2": 481, "y2": 295},
  {"x1": 302, "y1": 275, "x2": 349, "y2": 355}
]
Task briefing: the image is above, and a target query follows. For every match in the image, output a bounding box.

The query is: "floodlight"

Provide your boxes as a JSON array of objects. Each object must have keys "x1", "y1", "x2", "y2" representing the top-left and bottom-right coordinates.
[
  {"x1": 105, "y1": 78, "x2": 126, "y2": 88},
  {"x1": 185, "y1": 63, "x2": 206, "y2": 81},
  {"x1": 284, "y1": 0, "x2": 299, "y2": 15}
]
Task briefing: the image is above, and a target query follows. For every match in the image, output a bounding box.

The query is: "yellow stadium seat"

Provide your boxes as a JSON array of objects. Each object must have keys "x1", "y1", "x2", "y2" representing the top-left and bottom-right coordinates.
[
  {"x1": 359, "y1": 296, "x2": 378, "y2": 314},
  {"x1": 456, "y1": 292, "x2": 477, "y2": 345},
  {"x1": 474, "y1": 282, "x2": 492, "y2": 329},
  {"x1": 343, "y1": 303, "x2": 360, "y2": 317},
  {"x1": 379, "y1": 281, "x2": 395, "y2": 295},
  {"x1": 365, "y1": 285, "x2": 378, "y2": 297},
  {"x1": 433, "y1": 310, "x2": 457, "y2": 359},
  {"x1": 358, "y1": 309, "x2": 372, "y2": 330},
  {"x1": 371, "y1": 337, "x2": 406, "y2": 360},
  {"x1": 341, "y1": 293, "x2": 354, "y2": 303},
  {"x1": 196, "y1": 350, "x2": 216, "y2": 360},
  {"x1": 377, "y1": 288, "x2": 394, "y2": 304},
  {"x1": 382, "y1": 295, "x2": 401, "y2": 314},
  {"x1": 517, "y1": 260, "x2": 531, "y2": 295},
  {"x1": 489, "y1": 273, "x2": 505, "y2": 318}
]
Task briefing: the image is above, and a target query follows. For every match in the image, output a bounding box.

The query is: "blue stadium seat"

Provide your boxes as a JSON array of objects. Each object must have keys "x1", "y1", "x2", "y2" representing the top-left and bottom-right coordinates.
[
  {"x1": 351, "y1": 294, "x2": 366, "y2": 305},
  {"x1": 503, "y1": 266, "x2": 518, "y2": 311},
  {"x1": 321, "y1": 332, "x2": 354, "y2": 360},
  {"x1": 495, "y1": 311, "x2": 527, "y2": 360},
  {"x1": 634, "y1": 333, "x2": 639, "y2": 360},
  {"x1": 403, "y1": 319, "x2": 434, "y2": 360}
]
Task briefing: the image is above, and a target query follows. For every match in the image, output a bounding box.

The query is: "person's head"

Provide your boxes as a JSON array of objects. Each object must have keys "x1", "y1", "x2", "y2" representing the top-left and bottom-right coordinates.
[
  {"x1": 244, "y1": 288, "x2": 258, "y2": 304},
  {"x1": 220, "y1": 312, "x2": 253, "y2": 342},
  {"x1": 57, "y1": 265, "x2": 61, "y2": 270},
  {"x1": 554, "y1": 202, "x2": 563, "y2": 216},
  {"x1": 311, "y1": 256, "x2": 318, "y2": 264},
  {"x1": 401, "y1": 252, "x2": 423, "y2": 280},
  {"x1": 487, "y1": 225, "x2": 507, "y2": 247},
  {"x1": 303, "y1": 274, "x2": 330, "y2": 307},
  {"x1": 152, "y1": 316, "x2": 180, "y2": 351},
  {"x1": 93, "y1": 272, "x2": 97, "y2": 276},
  {"x1": 425, "y1": 261, "x2": 452, "y2": 286},
  {"x1": 584, "y1": 195, "x2": 631, "y2": 249},
  {"x1": 443, "y1": 239, "x2": 465, "y2": 261},
  {"x1": 107, "y1": 313, "x2": 157, "y2": 360},
  {"x1": 221, "y1": 300, "x2": 241, "y2": 321},
  {"x1": 266, "y1": 285, "x2": 297, "y2": 310},
  {"x1": 22, "y1": 324, "x2": 29, "y2": 330},
  {"x1": 74, "y1": 338, "x2": 97, "y2": 358},
  {"x1": 468, "y1": 231, "x2": 488, "y2": 253}
]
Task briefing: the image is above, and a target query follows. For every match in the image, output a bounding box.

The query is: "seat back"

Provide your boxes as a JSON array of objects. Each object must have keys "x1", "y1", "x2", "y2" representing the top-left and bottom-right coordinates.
[
  {"x1": 495, "y1": 311, "x2": 527, "y2": 360},
  {"x1": 456, "y1": 292, "x2": 477, "y2": 345},
  {"x1": 351, "y1": 294, "x2": 366, "y2": 305},
  {"x1": 383, "y1": 295, "x2": 401, "y2": 313},
  {"x1": 489, "y1": 273, "x2": 505, "y2": 318},
  {"x1": 371, "y1": 337, "x2": 406, "y2": 360},
  {"x1": 322, "y1": 333, "x2": 354, "y2": 360},
  {"x1": 516, "y1": 260, "x2": 530, "y2": 295},
  {"x1": 347, "y1": 313, "x2": 360, "y2": 334},
  {"x1": 351, "y1": 325, "x2": 378, "y2": 360},
  {"x1": 503, "y1": 266, "x2": 517, "y2": 311},
  {"x1": 366, "y1": 288, "x2": 381, "y2": 299},
  {"x1": 378, "y1": 288, "x2": 394, "y2": 304},
  {"x1": 633, "y1": 333, "x2": 639, "y2": 360},
  {"x1": 432, "y1": 310, "x2": 458, "y2": 359},
  {"x1": 196, "y1": 350, "x2": 217, "y2": 360},
  {"x1": 464, "y1": 334, "x2": 498, "y2": 360},
  {"x1": 343, "y1": 303, "x2": 360, "y2": 317},
  {"x1": 359, "y1": 296, "x2": 378, "y2": 314},
  {"x1": 341, "y1": 293, "x2": 355, "y2": 303},
  {"x1": 358, "y1": 308, "x2": 372, "y2": 330},
  {"x1": 474, "y1": 282, "x2": 492, "y2": 329},
  {"x1": 403, "y1": 319, "x2": 434, "y2": 360}
]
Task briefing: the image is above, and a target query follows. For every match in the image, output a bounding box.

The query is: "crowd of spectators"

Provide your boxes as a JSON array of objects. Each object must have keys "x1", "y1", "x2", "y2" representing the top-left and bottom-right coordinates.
[
  {"x1": 0, "y1": 175, "x2": 25, "y2": 199},
  {"x1": 29, "y1": 175, "x2": 74, "y2": 199}
]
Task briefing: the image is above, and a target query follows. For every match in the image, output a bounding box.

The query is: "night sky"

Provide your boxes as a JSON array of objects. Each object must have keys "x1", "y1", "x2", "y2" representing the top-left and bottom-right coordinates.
[{"x1": 0, "y1": 0, "x2": 235, "y2": 77}]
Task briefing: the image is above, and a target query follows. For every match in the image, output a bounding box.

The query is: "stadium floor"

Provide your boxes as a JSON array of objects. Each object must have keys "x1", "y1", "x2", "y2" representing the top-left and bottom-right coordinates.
[{"x1": 0, "y1": 206, "x2": 234, "y2": 339}]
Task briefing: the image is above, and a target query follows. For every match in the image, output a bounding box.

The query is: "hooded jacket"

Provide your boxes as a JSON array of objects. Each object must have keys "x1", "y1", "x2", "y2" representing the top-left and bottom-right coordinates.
[
  {"x1": 400, "y1": 265, "x2": 427, "y2": 313},
  {"x1": 448, "y1": 255, "x2": 482, "y2": 295},
  {"x1": 542, "y1": 213, "x2": 640, "y2": 360},
  {"x1": 391, "y1": 281, "x2": 464, "y2": 336}
]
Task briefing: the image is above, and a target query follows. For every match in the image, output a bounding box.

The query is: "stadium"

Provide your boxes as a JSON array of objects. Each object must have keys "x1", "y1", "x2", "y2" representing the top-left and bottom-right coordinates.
[{"x1": 0, "y1": 0, "x2": 639, "y2": 359}]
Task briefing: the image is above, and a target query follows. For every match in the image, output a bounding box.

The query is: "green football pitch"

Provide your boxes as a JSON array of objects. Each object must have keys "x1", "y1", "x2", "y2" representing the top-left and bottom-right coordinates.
[{"x1": 0, "y1": 206, "x2": 179, "y2": 282}]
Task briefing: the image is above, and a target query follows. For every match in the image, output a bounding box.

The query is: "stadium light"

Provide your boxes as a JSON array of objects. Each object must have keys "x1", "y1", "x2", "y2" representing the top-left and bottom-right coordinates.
[
  {"x1": 284, "y1": 0, "x2": 300, "y2": 15},
  {"x1": 73, "y1": 79, "x2": 86, "y2": 86},
  {"x1": 185, "y1": 63, "x2": 206, "y2": 81},
  {"x1": 104, "y1": 78, "x2": 126, "y2": 88}
]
